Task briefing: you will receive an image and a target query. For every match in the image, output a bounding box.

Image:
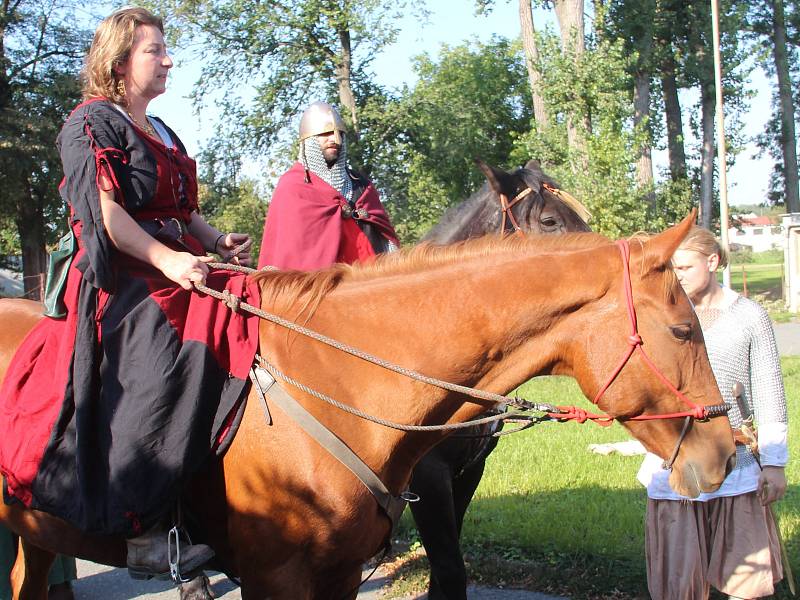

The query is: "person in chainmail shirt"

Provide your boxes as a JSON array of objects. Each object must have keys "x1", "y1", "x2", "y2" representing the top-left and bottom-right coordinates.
[
  {"x1": 258, "y1": 101, "x2": 399, "y2": 270},
  {"x1": 637, "y1": 226, "x2": 789, "y2": 600}
]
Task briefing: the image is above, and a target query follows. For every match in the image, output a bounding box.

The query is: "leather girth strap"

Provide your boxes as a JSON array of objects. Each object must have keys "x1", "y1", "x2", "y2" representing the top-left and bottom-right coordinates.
[{"x1": 250, "y1": 366, "x2": 408, "y2": 530}]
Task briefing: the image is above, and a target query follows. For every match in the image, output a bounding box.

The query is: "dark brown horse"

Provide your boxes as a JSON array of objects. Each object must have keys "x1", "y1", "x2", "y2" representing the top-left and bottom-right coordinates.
[
  {"x1": 0, "y1": 215, "x2": 735, "y2": 599},
  {"x1": 411, "y1": 158, "x2": 591, "y2": 600}
]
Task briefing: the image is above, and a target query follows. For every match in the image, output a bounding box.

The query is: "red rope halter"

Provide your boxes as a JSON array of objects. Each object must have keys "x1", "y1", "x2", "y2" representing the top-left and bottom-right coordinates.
[
  {"x1": 490, "y1": 186, "x2": 727, "y2": 466},
  {"x1": 545, "y1": 240, "x2": 728, "y2": 466}
]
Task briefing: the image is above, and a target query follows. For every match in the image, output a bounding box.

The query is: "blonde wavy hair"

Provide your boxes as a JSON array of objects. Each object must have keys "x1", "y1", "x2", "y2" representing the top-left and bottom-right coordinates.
[
  {"x1": 81, "y1": 7, "x2": 164, "y2": 103},
  {"x1": 679, "y1": 225, "x2": 729, "y2": 269}
]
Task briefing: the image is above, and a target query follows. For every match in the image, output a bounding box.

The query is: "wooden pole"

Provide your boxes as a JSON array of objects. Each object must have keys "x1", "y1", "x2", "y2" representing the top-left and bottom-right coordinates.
[
  {"x1": 711, "y1": 0, "x2": 731, "y2": 288},
  {"x1": 741, "y1": 264, "x2": 748, "y2": 297}
]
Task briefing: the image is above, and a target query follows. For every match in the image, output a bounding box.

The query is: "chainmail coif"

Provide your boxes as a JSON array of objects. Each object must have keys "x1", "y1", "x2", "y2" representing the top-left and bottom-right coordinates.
[{"x1": 300, "y1": 136, "x2": 353, "y2": 202}]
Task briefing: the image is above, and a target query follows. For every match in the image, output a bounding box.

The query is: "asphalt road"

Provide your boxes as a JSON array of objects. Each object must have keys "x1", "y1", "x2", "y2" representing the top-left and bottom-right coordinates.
[
  {"x1": 71, "y1": 561, "x2": 565, "y2": 599},
  {"x1": 773, "y1": 321, "x2": 800, "y2": 356}
]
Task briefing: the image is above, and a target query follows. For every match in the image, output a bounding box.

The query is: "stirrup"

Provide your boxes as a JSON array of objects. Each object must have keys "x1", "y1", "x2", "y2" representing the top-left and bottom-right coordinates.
[{"x1": 168, "y1": 525, "x2": 193, "y2": 584}]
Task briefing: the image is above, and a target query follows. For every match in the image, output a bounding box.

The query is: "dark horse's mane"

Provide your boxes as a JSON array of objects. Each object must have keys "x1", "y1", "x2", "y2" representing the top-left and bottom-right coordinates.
[
  {"x1": 253, "y1": 232, "x2": 610, "y2": 314},
  {"x1": 422, "y1": 161, "x2": 571, "y2": 243}
]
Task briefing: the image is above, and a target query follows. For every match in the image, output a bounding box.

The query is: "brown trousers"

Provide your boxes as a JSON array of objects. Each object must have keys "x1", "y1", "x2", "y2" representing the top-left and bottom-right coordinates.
[{"x1": 645, "y1": 493, "x2": 783, "y2": 600}]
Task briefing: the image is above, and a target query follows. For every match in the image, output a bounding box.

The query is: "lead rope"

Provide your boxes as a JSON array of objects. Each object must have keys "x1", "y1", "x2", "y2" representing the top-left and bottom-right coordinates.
[{"x1": 196, "y1": 259, "x2": 728, "y2": 432}]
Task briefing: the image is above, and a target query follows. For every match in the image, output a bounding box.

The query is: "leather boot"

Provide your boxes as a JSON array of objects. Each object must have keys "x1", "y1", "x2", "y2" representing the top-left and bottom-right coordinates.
[{"x1": 126, "y1": 524, "x2": 214, "y2": 581}]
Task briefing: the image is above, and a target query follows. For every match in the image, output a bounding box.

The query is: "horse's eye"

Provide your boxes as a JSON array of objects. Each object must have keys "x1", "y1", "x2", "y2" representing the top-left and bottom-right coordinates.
[
  {"x1": 669, "y1": 323, "x2": 692, "y2": 341},
  {"x1": 541, "y1": 217, "x2": 558, "y2": 228}
]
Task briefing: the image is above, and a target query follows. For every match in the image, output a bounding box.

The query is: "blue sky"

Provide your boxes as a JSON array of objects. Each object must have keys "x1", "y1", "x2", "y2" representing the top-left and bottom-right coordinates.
[{"x1": 147, "y1": 0, "x2": 775, "y2": 207}]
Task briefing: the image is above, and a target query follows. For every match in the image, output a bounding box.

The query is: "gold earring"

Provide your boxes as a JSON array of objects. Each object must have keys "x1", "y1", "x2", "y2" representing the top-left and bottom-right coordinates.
[{"x1": 116, "y1": 79, "x2": 125, "y2": 98}]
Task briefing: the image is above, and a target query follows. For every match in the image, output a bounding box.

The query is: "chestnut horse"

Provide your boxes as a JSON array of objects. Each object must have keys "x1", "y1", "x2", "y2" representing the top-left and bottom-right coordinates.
[
  {"x1": 0, "y1": 214, "x2": 735, "y2": 600},
  {"x1": 412, "y1": 158, "x2": 591, "y2": 599}
]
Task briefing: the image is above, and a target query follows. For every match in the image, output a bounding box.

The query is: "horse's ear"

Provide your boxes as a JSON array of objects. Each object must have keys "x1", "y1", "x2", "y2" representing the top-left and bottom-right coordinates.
[
  {"x1": 474, "y1": 158, "x2": 513, "y2": 197},
  {"x1": 640, "y1": 210, "x2": 697, "y2": 273},
  {"x1": 524, "y1": 159, "x2": 541, "y2": 171}
]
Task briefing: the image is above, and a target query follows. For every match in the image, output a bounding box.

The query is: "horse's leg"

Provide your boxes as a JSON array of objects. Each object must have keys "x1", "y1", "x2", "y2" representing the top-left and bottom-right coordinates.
[
  {"x1": 310, "y1": 565, "x2": 363, "y2": 600},
  {"x1": 178, "y1": 572, "x2": 214, "y2": 600},
  {"x1": 451, "y1": 437, "x2": 498, "y2": 538},
  {"x1": 409, "y1": 453, "x2": 467, "y2": 600},
  {"x1": 238, "y1": 557, "x2": 312, "y2": 600},
  {"x1": 9, "y1": 538, "x2": 54, "y2": 600}
]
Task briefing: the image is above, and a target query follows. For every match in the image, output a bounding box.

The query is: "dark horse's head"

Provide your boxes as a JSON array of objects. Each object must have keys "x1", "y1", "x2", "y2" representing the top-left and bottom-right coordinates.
[{"x1": 422, "y1": 158, "x2": 591, "y2": 244}]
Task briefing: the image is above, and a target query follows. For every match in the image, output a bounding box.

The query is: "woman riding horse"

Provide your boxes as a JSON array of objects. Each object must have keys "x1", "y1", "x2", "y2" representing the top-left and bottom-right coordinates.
[
  {"x1": 1, "y1": 214, "x2": 736, "y2": 599},
  {"x1": 0, "y1": 7, "x2": 256, "y2": 582}
]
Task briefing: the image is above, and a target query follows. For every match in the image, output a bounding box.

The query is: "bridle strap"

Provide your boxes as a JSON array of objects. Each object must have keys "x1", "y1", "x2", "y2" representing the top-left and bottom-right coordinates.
[{"x1": 498, "y1": 187, "x2": 532, "y2": 235}]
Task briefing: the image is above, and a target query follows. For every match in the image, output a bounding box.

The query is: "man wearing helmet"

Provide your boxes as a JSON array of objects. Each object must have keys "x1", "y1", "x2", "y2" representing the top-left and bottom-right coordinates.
[{"x1": 258, "y1": 101, "x2": 399, "y2": 270}]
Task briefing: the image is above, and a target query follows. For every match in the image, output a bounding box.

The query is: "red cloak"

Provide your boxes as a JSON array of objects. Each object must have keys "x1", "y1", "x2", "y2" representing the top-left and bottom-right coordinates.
[{"x1": 258, "y1": 162, "x2": 399, "y2": 270}]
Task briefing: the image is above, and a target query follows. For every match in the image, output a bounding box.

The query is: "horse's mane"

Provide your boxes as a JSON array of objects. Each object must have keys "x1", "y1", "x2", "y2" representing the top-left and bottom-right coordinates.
[{"x1": 254, "y1": 232, "x2": 610, "y2": 313}]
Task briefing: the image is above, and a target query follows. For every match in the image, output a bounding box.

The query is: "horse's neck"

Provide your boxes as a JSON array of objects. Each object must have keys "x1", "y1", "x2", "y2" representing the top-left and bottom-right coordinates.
[
  {"x1": 422, "y1": 190, "x2": 497, "y2": 243},
  {"x1": 263, "y1": 247, "x2": 612, "y2": 492}
]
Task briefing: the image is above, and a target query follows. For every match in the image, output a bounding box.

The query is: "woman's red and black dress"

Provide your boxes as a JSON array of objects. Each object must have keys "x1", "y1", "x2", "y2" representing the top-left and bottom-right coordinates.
[{"x1": 0, "y1": 98, "x2": 260, "y2": 536}]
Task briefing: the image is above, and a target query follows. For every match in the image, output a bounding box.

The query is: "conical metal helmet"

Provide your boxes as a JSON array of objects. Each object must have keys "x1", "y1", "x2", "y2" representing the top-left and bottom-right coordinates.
[{"x1": 299, "y1": 101, "x2": 346, "y2": 145}]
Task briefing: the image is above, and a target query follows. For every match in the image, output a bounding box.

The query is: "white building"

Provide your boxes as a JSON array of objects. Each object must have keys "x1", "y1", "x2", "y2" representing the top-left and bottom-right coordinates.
[{"x1": 728, "y1": 214, "x2": 784, "y2": 253}]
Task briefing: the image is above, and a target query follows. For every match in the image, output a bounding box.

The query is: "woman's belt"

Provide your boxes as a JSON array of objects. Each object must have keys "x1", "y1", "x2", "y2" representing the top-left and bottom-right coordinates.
[{"x1": 136, "y1": 217, "x2": 187, "y2": 246}]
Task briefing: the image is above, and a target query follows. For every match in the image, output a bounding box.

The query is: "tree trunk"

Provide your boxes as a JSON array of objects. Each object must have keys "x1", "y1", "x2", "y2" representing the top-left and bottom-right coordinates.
[
  {"x1": 519, "y1": 0, "x2": 548, "y2": 129},
  {"x1": 553, "y1": 0, "x2": 588, "y2": 170},
  {"x1": 633, "y1": 71, "x2": 655, "y2": 208},
  {"x1": 661, "y1": 47, "x2": 687, "y2": 181},
  {"x1": 700, "y1": 84, "x2": 716, "y2": 228},
  {"x1": 17, "y1": 186, "x2": 46, "y2": 301},
  {"x1": 771, "y1": 0, "x2": 799, "y2": 212},
  {"x1": 554, "y1": 0, "x2": 585, "y2": 54},
  {"x1": 335, "y1": 27, "x2": 359, "y2": 140}
]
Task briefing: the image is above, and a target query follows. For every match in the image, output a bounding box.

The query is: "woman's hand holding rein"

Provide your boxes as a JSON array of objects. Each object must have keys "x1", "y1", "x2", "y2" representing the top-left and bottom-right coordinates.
[
  {"x1": 215, "y1": 232, "x2": 253, "y2": 266},
  {"x1": 158, "y1": 251, "x2": 213, "y2": 290},
  {"x1": 185, "y1": 213, "x2": 253, "y2": 266}
]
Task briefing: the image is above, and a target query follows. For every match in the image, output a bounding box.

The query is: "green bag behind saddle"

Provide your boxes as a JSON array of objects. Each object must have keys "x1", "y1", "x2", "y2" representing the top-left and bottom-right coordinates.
[{"x1": 42, "y1": 229, "x2": 76, "y2": 318}]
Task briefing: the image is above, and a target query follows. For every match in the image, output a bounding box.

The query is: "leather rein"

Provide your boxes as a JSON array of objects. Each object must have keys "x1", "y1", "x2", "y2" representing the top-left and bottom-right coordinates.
[{"x1": 498, "y1": 187, "x2": 533, "y2": 234}]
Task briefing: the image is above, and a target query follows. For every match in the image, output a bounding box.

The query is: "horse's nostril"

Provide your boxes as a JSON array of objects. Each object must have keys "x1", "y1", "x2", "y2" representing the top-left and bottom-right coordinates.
[{"x1": 725, "y1": 452, "x2": 737, "y2": 476}]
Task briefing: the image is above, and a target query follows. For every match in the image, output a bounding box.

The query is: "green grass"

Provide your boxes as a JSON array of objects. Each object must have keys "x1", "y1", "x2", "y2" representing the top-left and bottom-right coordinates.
[
  {"x1": 387, "y1": 359, "x2": 800, "y2": 599},
  {"x1": 724, "y1": 262, "x2": 795, "y2": 321},
  {"x1": 726, "y1": 262, "x2": 783, "y2": 301}
]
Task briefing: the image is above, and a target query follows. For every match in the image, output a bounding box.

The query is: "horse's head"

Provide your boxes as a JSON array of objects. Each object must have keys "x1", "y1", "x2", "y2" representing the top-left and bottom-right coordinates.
[
  {"x1": 569, "y1": 213, "x2": 736, "y2": 498},
  {"x1": 421, "y1": 159, "x2": 591, "y2": 244},
  {"x1": 475, "y1": 158, "x2": 591, "y2": 235}
]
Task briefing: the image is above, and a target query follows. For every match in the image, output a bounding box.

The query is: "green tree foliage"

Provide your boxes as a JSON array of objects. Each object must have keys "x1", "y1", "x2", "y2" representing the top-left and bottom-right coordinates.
[
  {"x1": 600, "y1": 0, "x2": 754, "y2": 230},
  {"x1": 148, "y1": 0, "x2": 421, "y2": 154},
  {"x1": 368, "y1": 38, "x2": 533, "y2": 242},
  {"x1": 506, "y1": 27, "x2": 670, "y2": 237},
  {"x1": 199, "y1": 176, "x2": 270, "y2": 261},
  {"x1": 0, "y1": 0, "x2": 88, "y2": 296},
  {"x1": 748, "y1": 0, "x2": 800, "y2": 209}
]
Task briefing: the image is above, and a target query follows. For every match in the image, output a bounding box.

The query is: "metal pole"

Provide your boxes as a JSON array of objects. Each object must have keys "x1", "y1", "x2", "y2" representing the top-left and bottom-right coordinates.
[{"x1": 711, "y1": 0, "x2": 731, "y2": 287}]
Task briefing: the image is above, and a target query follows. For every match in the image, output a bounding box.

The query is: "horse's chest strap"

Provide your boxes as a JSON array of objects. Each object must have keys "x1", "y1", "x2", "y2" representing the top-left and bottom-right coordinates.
[{"x1": 250, "y1": 365, "x2": 409, "y2": 527}]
